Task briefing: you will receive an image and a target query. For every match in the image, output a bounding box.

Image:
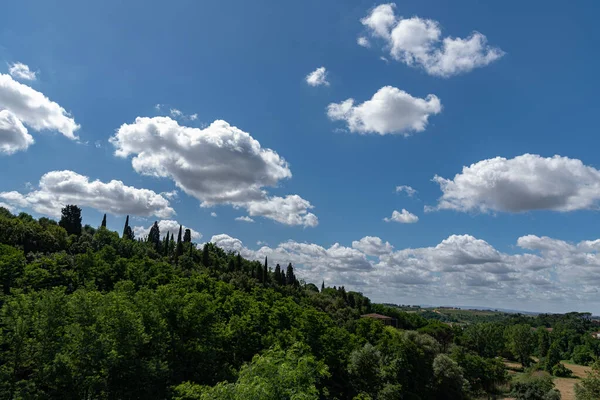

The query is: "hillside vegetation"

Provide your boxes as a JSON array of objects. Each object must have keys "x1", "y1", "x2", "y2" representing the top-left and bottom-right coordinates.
[{"x1": 1, "y1": 206, "x2": 600, "y2": 399}]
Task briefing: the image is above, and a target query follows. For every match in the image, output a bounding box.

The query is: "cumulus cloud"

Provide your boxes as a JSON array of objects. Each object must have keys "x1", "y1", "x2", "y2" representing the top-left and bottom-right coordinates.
[
  {"x1": 327, "y1": 86, "x2": 441, "y2": 135},
  {"x1": 133, "y1": 219, "x2": 201, "y2": 241},
  {"x1": 0, "y1": 73, "x2": 79, "y2": 140},
  {"x1": 110, "y1": 117, "x2": 317, "y2": 227},
  {"x1": 396, "y1": 185, "x2": 417, "y2": 197},
  {"x1": 210, "y1": 212, "x2": 217, "y2": 217},
  {"x1": 357, "y1": 37, "x2": 371, "y2": 48},
  {"x1": 384, "y1": 209, "x2": 419, "y2": 223},
  {"x1": 352, "y1": 236, "x2": 394, "y2": 256},
  {"x1": 360, "y1": 4, "x2": 504, "y2": 77},
  {"x1": 431, "y1": 154, "x2": 600, "y2": 213},
  {"x1": 305, "y1": 67, "x2": 329, "y2": 87},
  {"x1": 205, "y1": 231, "x2": 600, "y2": 312},
  {"x1": 235, "y1": 216, "x2": 254, "y2": 223},
  {"x1": 8, "y1": 62, "x2": 37, "y2": 81},
  {"x1": 0, "y1": 110, "x2": 34, "y2": 154},
  {"x1": 0, "y1": 170, "x2": 174, "y2": 218}
]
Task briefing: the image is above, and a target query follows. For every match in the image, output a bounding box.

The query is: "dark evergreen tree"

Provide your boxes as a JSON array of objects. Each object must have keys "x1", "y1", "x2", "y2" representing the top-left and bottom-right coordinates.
[
  {"x1": 183, "y1": 229, "x2": 191, "y2": 243},
  {"x1": 163, "y1": 232, "x2": 170, "y2": 256},
  {"x1": 202, "y1": 243, "x2": 210, "y2": 267},
  {"x1": 176, "y1": 225, "x2": 183, "y2": 257},
  {"x1": 59, "y1": 205, "x2": 82, "y2": 236},
  {"x1": 321, "y1": 281, "x2": 325, "y2": 292},
  {"x1": 123, "y1": 225, "x2": 135, "y2": 241},
  {"x1": 228, "y1": 259, "x2": 235, "y2": 272},
  {"x1": 281, "y1": 270, "x2": 286, "y2": 285},
  {"x1": 147, "y1": 221, "x2": 160, "y2": 249},
  {"x1": 286, "y1": 263, "x2": 295, "y2": 286},
  {"x1": 236, "y1": 253, "x2": 242, "y2": 271},
  {"x1": 274, "y1": 264, "x2": 281, "y2": 284},
  {"x1": 101, "y1": 214, "x2": 107, "y2": 228},
  {"x1": 169, "y1": 234, "x2": 175, "y2": 255},
  {"x1": 263, "y1": 257, "x2": 268, "y2": 284},
  {"x1": 122, "y1": 215, "x2": 130, "y2": 238}
]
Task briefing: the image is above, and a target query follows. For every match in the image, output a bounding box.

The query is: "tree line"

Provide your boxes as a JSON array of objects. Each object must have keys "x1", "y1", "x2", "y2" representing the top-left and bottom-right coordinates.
[{"x1": 0, "y1": 205, "x2": 599, "y2": 399}]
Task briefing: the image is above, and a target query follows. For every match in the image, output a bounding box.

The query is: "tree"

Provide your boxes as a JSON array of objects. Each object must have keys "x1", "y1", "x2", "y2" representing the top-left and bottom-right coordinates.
[
  {"x1": 511, "y1": 374, "x2": 560, "y2": 400},
  {"x1": 506, "y1": 324, "x2": 535, "y2": 367},
  {"x1": 575, "y1": 359, "x2": 600, "y2": 399},
  {"x1": 59, "y1": 205, "x2": 82, "y2": 236},
  {"x1": 183, "y1": 229, "x2": 191, "y2": 243},
  {"x1": 164, "y1": 232, "x2": 170, "y2": 256},
  {"x1": 321, "y1": 281, "x2": 325, "y2": 292},
  {"x1": 347, "y1": 343, "x2": 383, "y2": 398},
  {"x1": 274, "y1": 264, "x2": 281, "y2": 283},
  {"x1": 286, "y1": 263, "x2": 295, "y2": 286},
  {"x1": 202, "y1": 244, "x2": 210, "y2": 267},
  {"x1": 147, "y1": 221, "x2": 160, "y2": 249},
  {"x1": 546, "y1": 341, "x2": 562, "y2": 372},
  {"x1": 176, "y1": 225, "x2": 183, "y2": 257},
  {"x1": 122, "y1": 215, "x2": 135, "y2": 240},
  {"x1": 432, "y1": 354, "x2": 467, "y2": 400},
  {"x1": 101, "y1": 214, "x2": 107, "y2": 228},
  {"x1": 263, "y1": 257, "x2": 268, "y2": 284},
  {"x1": 538, "y1": 328, "x2": 550, "y2": 359}
]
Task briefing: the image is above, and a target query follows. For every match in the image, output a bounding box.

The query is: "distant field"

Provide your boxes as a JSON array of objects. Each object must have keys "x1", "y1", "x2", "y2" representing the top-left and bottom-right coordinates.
[{"x1": 503, "y1": 360, "x2": 591, "y2": 400}]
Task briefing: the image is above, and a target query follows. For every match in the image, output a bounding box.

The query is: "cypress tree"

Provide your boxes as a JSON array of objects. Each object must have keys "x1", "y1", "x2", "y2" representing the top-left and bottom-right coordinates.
[
  {"x1": 169, "y1": 234, "x2": 175, "y2": 254},
  {"x1": 148, "y1": 221, "x2": 160, "y2": 249},
  {"x1": 263, "y1": 257, "x2": 268, "y2": 284},
  {"x1": 189, "y1": 241, "x2": 193, "y2": 258},
  {"x1": 236, "y1": 253, "x2": 242, "y2": 271},
  {"x1": 59, "y1": 205, "x2": 82, "y2": 236},
  {"x1": 101, "y1": 214, "x2": 107, "y2": 228},
  {"x1": 164, "y1": 232, "x2": 170, "y2": 256},
  {"x1": 321, "y1": 281, "x2": 325, "y2": 292},
  {"x1": 280, "y1": 270, "x2": 286, "y2": 285},
  {"x1": 123, "y1": 215, "x2": 130, "y2": 238},
  {"x1": 228, "y1": 259, "x2": 235, "y2": 272},
  {"x1": 176, "y1": 225, "x2": 183, "y2": 257},
  {"x1": 202, "y1": 243, "x2": 210, "y2": 267},
  {"x1": 183, "y1": 229, "x2": 191, "y2": 243},
  {"x1": 274, "y1": 264, "x2": 281, "y2": 283},
  {"x1": 286, "y1": 263, "x2": 295, "y2": 285}
]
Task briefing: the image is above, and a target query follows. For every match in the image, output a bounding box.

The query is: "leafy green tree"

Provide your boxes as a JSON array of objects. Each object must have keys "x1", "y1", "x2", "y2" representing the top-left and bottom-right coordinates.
[
  {"x1": 348, "y1": 343, "x2": 383, "y2": 398},
  {"x1": 432, "y1": 354, "x2": 467, "y2": 400},
  {"x1": 538, "y1": 328, "x2": 550, "y2": 358},
  {"x1": 506, "y1": 324, "x2": 535, "y2": 367},
  {"x1": 173, "y1": 344, "x2": 328, "y2": 400},
  {"x1": 460, "y1": 322, "x2": 506, "y2": 358},
  {"x1": 101, "y1": 214, "x2": 107, "y2": 228},
  {"x1": 511, "y1": 373, "x2": 561, "y2": 400},
  {"x1": 575, "y1": 359, "x2": 600, "y2": 399},
  {"x1": 546, "y1": 341, "x2": 562, "y2": 372},
  {"x1": 59, "y1": 205, "x2": 82, "y2": 236}
]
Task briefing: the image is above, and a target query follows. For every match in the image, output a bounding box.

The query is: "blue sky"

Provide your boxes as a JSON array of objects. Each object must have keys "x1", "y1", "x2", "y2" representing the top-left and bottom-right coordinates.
[{"x1": 2, "y1": 0, "x2": 600, "y2": 313}]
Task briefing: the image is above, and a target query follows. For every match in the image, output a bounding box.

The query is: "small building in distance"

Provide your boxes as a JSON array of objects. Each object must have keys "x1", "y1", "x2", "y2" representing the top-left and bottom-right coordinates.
[
  {"x1": 591, "y1": 331, "x2": 600, "y2": 339},
  {"x1": 361, "y1": 313, "x2": 397, "y2": 328}
]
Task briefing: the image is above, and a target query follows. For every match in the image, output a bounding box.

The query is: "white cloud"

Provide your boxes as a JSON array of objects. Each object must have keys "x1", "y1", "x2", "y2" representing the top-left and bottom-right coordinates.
[
  {"x1": 235, "y1": 215, "x2": 254, "y2": 223},
  {"x1": 360, "y1": 4, "x2": 504, "y2": 77},
  {"x1": 357, "y1": 37, "x2": 371, "y2": 48},
  {"x1": 327, "y1": 86, "x2": 441, "y2": 135},
  {"x1": 384, "y1": 209, "x2": 419, "y2": 223},
  {"x1": 154, "y1": 104, "x2": 162, "y2": 110},
  {"x1": 170, "y1": 108, "x2": 183, "y2": 118},
  {"x1": 0, "y1": 73, "x2": 79, "y2": 140},
  {"x1": 190, "y1": 113, "x2": 198, "y2": 121},
  {"x1": 305, "y1": 67, "x2": 329, "y2": 87},
  {"x1": 206, "y1": 231, "x2": 600, "y2": 312},
  {"x1": 0, "y1": 170, "x2": 174, "y2": 218},
  {"x1": 0, "y1": 110, "x2": 34, "y2": 154},
  {"x1": 133, "y1": 219, "x2": 201, "y2": 241},
  {"x1": 431, "y1": 154, "x2": 600, "y2": 213},
  {"x1": 396, "y1": 185, "x2": 417, "y2": 197},
  {"x1": 8, "y1": 62, "x2": 37, "y2": 81},
  {"x1": 352, "y1": 236, "x2": 394, "y2": 256},
  {"x1": 110, "y1": 117, "x2": 317, "y2": 227},
  {"x1": 210, "y1": 212, "x2": 217, "y2": 217},
  {"x1": 161, "y1": 190, "x2": 178, "y2": 200}
]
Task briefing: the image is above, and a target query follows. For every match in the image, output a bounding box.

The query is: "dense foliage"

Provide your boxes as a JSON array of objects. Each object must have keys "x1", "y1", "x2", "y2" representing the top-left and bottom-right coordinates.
[{"x1": 0, "y1": 206, "x2": 599, "y2": 399}]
